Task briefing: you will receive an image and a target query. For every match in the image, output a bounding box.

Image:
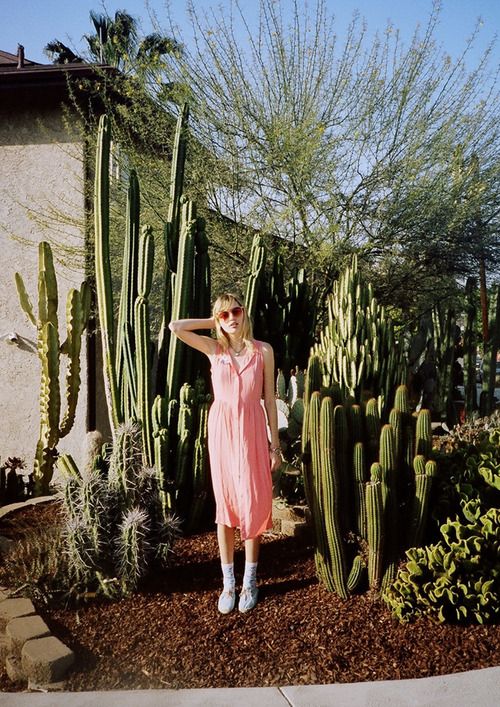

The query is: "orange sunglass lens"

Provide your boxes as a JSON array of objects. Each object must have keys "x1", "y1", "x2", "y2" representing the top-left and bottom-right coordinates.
[{"x1": 218, "y1": 306, "x2": 243, "y2": 321}]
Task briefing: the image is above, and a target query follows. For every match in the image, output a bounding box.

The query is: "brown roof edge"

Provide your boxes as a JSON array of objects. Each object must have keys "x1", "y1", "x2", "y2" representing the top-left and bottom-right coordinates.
[
  {"x1": 0, "y1": 47, "x2": 41, "y2": 66},
  {"x1": 0, "y1": 62, "x2": 117, "y2": 89}
]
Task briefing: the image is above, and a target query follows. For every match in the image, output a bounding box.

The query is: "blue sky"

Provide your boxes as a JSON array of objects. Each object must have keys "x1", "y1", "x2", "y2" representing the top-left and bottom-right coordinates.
[{"x1": 1, "y1": 0, "x2": 499, "y2": 67}]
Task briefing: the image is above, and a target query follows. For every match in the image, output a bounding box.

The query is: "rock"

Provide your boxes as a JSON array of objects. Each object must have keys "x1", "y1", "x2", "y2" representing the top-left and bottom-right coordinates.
[
  {"x1": 21, "y1": 636, "x2": 74, "y2": 684},
  {"x1": 281, "y1": 519, "x2": 309, "y2": 538},
  {"x1": 6, "y1": 615, "x2": 51, "y2": 658},
  {"x1": 0, "y1": 598, "x2": 36, "y2": 631}
]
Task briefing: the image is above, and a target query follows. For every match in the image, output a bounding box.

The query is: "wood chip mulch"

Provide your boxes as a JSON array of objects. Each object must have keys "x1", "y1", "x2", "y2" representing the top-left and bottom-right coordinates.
[{"x1": 0, "y1": 500, "x2": 499, "y2": 691}]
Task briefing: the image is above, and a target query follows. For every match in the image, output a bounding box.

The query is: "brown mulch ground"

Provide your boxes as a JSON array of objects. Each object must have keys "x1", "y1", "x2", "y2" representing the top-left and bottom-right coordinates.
[{"x1": 1, "y1": 500, "x2": 499, "y2": 692}]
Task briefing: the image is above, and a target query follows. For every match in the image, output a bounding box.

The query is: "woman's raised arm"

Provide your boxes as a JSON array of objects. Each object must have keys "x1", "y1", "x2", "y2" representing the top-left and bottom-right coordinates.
[{"x1": 168, "y1": 317, "x2": 218, "y2": 356}]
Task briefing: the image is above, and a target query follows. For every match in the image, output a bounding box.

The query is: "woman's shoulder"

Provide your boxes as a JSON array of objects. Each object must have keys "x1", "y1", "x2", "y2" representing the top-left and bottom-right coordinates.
[{"x1": 253, "y1": 339, "x2": 273, "y2": 355}]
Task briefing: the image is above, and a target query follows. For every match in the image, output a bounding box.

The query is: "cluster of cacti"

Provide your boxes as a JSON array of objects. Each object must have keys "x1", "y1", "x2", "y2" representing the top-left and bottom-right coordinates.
[
  {"x1": 312, "y1": 255, "x2": 406, "y2": 416},
  {"x1": 480, "y1": 284, "x2": 500, "y2": 417},
  {"x1": 429, "y1": 303, "x2": 459, "y2": 424},
  {"x1": 462, "y1": 277, "x2": 478, "y2": 417},
  {"x1": 15, "y1": 242, "x2": 90, "y2": 494},
  {"x1": 93, "y1": 109, "x2": 212, "y2": 527},
  {"x1": 254, "y1": 254, "x2": 317, "y2": 373},
  {"x1": 383, "y1": 499, "x2": 499, "y2": 623},
  {"x1": 274, "y1": 368, "x2": 306, "y2": 500},
  {"x1": 302, "y1": 353, "x2": 437, "y2": 597},
  {"x1": 57, "y1": 424, "x2": 179, "y2": 597},
  {"x1": 0, "y1": 457, "x2": 32, "y2": 506}
]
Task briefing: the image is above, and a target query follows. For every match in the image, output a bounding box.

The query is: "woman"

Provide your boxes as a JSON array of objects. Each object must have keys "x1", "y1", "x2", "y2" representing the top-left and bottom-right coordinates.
[{"x1": 169, "y1": 293, "x2": 281, "y2": 613}]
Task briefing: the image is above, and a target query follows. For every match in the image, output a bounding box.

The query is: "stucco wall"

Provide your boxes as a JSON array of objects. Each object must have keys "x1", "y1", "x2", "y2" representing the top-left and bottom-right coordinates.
[{"x1": 0, "y1": 104, "x2": 88, "y2": 472}]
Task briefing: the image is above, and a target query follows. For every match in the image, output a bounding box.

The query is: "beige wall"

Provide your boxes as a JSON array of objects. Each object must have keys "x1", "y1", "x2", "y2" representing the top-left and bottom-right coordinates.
[{"x1": 0, "y1": 104, "x2": 89, "y2": 473}]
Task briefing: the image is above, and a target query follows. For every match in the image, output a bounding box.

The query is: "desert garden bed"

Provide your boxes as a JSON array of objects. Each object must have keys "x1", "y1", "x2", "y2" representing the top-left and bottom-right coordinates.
[{"x1": 0, "y1": 499, "x2": 499, "y2": 692}]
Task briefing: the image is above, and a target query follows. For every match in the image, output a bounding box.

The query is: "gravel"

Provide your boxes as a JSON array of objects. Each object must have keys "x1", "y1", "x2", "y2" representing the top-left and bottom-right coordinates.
[{"x1": 1, "y1": 500, "x2": 499, "y2": 691}]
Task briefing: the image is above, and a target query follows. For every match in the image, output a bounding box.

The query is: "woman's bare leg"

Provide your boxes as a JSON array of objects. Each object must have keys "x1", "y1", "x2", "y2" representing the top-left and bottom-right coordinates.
[
  {"x1": 217, "y1": 524, "x2": 236, "y2": 613},
  {"x1": 244, "y1": 535, "x2": 261, "y2": 564},
  {"x1": 217, "y1": 523, "x2": 235, "y2": 564}
]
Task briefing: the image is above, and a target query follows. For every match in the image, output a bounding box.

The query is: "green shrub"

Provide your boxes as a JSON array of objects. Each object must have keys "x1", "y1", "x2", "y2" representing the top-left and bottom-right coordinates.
[
  {"x1": 383, "y1": 500, "x2": 499, "y2": 623},
  {"x1": 383, "y1": 427, "x2": 500, "y2": 624}
]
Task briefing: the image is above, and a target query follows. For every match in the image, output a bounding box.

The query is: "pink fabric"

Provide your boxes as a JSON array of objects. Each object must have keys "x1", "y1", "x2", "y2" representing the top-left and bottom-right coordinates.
[{"x1": 207, "y1": 340, "x2": 272, "y2": 540}]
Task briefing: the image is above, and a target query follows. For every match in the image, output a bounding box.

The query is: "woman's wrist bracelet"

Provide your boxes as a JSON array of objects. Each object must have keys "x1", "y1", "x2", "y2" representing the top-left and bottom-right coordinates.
[{"x1": 269, "y1": 446, "x2": 281, "y2": 455}]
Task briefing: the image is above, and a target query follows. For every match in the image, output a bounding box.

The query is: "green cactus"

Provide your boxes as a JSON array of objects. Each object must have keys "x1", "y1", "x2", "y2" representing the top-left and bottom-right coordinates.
[
  {"x1": 302, "y1": 347, "x2": 437, "y2": 599},
  {"x1": 57, "y1": 422, "x2": 178, "y2": 598},
  {"x1": 313, "y1": 255, "x2": 406, "y2": 413},
  {"x1": 481, "y1": 285, "x2": 500, "y2": 416},
  {"x1": 463, "y1": 278, "x2": 478, "y2": 418},
  {"x1": 166, "y1": 200, "x2": 197, "y2": 402},
  {"x1": 94, "y1": 114, "x2": 122, "y2": 431},
  {"x1": 319, "y1": 396, "x2": 349, "y2": 598},
  {"x1": 187, "y1": 401, "x2": 211, "y2": 531},
  {"x1": 244, "y1": 234, "x2": 266, "y2": 323},
  {"x1": 431, "y1": 304, "x2": 457, "y2": 424},
  {"x1": 15, "y1": 241, "x2": 89, "y2": 494},
  {"x1": 276, "y1": 370, "x2": 287, "y2": 400},
  {"x1": 416, "y1": 409, "x2": 432, "y2": 457},
  {"x1": 365, "y1": 398, "x2": 381, "y2": 462},
  {"x1": 353, "y1": 441, "x2": 367, "y2": 539},
  {"x1": 92, "y1": 110, "x2": 212, "y2": 529},
  {"x1": 116, "y1": 169, "x2": 139, "y2": 421},
  {"x1": 366, "y1": 462, "x2": 384, "y2": 589}
]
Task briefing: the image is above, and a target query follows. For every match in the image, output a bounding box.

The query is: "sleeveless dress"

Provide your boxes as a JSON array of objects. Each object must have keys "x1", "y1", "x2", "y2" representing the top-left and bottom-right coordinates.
[{"x1": 207, "y1": 340, "x2": 273, "y2": 540}]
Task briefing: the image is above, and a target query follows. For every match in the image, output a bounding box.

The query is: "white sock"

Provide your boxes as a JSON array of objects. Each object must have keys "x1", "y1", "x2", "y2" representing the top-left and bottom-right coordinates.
[
  {"x1": 242, "y1": 561, "x2": 258, "y2": 590},
  {"x1": 221, "y1": 562, "x2": 235, "y2": 592}
]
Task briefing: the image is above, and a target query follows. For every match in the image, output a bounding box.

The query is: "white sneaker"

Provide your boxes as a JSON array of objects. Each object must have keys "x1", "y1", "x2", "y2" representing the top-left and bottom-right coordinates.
[
  {"x1": 218, "y1": 589, "x2": 236, "y2": 614},
  {"x1": 238, "y1": 586, "x2": 259, "y2": 613}
]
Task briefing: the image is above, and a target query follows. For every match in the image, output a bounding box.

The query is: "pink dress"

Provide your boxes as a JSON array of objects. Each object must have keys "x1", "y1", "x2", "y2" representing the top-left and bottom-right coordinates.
[{"x1": 207, "y1": 340, "x2": 273, "y2": 540}]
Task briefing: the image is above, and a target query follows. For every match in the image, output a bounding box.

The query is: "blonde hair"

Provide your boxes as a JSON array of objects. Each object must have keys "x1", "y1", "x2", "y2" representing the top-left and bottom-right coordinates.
[{"x1": 212, "y1": 293, "x2": 255, "y2": 351}]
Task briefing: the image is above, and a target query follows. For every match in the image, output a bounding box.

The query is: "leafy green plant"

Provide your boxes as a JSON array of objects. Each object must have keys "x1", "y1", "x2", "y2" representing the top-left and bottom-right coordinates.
[
  {"x1": 432, "y1": 423, "x2": 500, "y2": 527},
  {"x1": 384, "y1": 426, "x2": 500, "y2": 623},
  {"x1": 383, "y1": 499, "x2": 500, "y2": 623}
]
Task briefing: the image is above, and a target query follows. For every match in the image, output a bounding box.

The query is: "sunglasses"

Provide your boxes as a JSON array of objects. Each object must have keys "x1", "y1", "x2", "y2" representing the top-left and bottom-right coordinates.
[{"x1": 217, "y1": 306, "x2": 244, "y2": 321}]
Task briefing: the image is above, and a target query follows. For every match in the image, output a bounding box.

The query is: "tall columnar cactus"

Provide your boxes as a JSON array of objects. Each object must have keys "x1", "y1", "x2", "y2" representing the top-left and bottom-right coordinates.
[
  {"x1": 244, "y1": 234, "x2": 266, "y2": 323},
  {"x1": 408, "y1": 455, "x2": 436, "y2": 548},
  {"x1": 253, "y1": 254, "x2": 317, "y2": 374},
  {"x1": 116, "y1": 168, "x2": 140, "y2": 421},
  {"x1": 463, "y1": 278, "x2": 478, "y2": 418},
  {"x1": 313, "y1": 255, "x2": 406, "y2": 415},
  {"x1": 481, "y1": 284, "x2": 500, "y2": 416},
  {"x1": 15, "y1": 241, "x2": 90, "y2": 494},
  {"x1": 379, "y1": 424, "x2": 398, "y2": 589},
  {"x1": 156, "y1": 104, "x2": 190, "y2": 395},
  {"x1": 187, "y1": 400, "x2": 211, "y2": 531},
  {"x1": 431, "y1": 303, "x2": 460, "y2": 425},
  {"x1": 94, "y1": 114, "x2": 122, "y2": 431},
  {"x1": 302, "y1": 361, "x2": 436, "y2": 598},
  {"x1": 166, "y1": 200, "x2": 197, "y2": 403},
  {"x1": 366, "y1": 463, "x2": 384, "y2": 589},
  {"x1": 92, "y1": 110, "x2": 212, "y2": 528},
  {"x1": 135, "y1": 226, "x2": 155, "y2": 466},
  {"x1": 319, "y1": 397, "x2": 349, "y2": 599}
]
